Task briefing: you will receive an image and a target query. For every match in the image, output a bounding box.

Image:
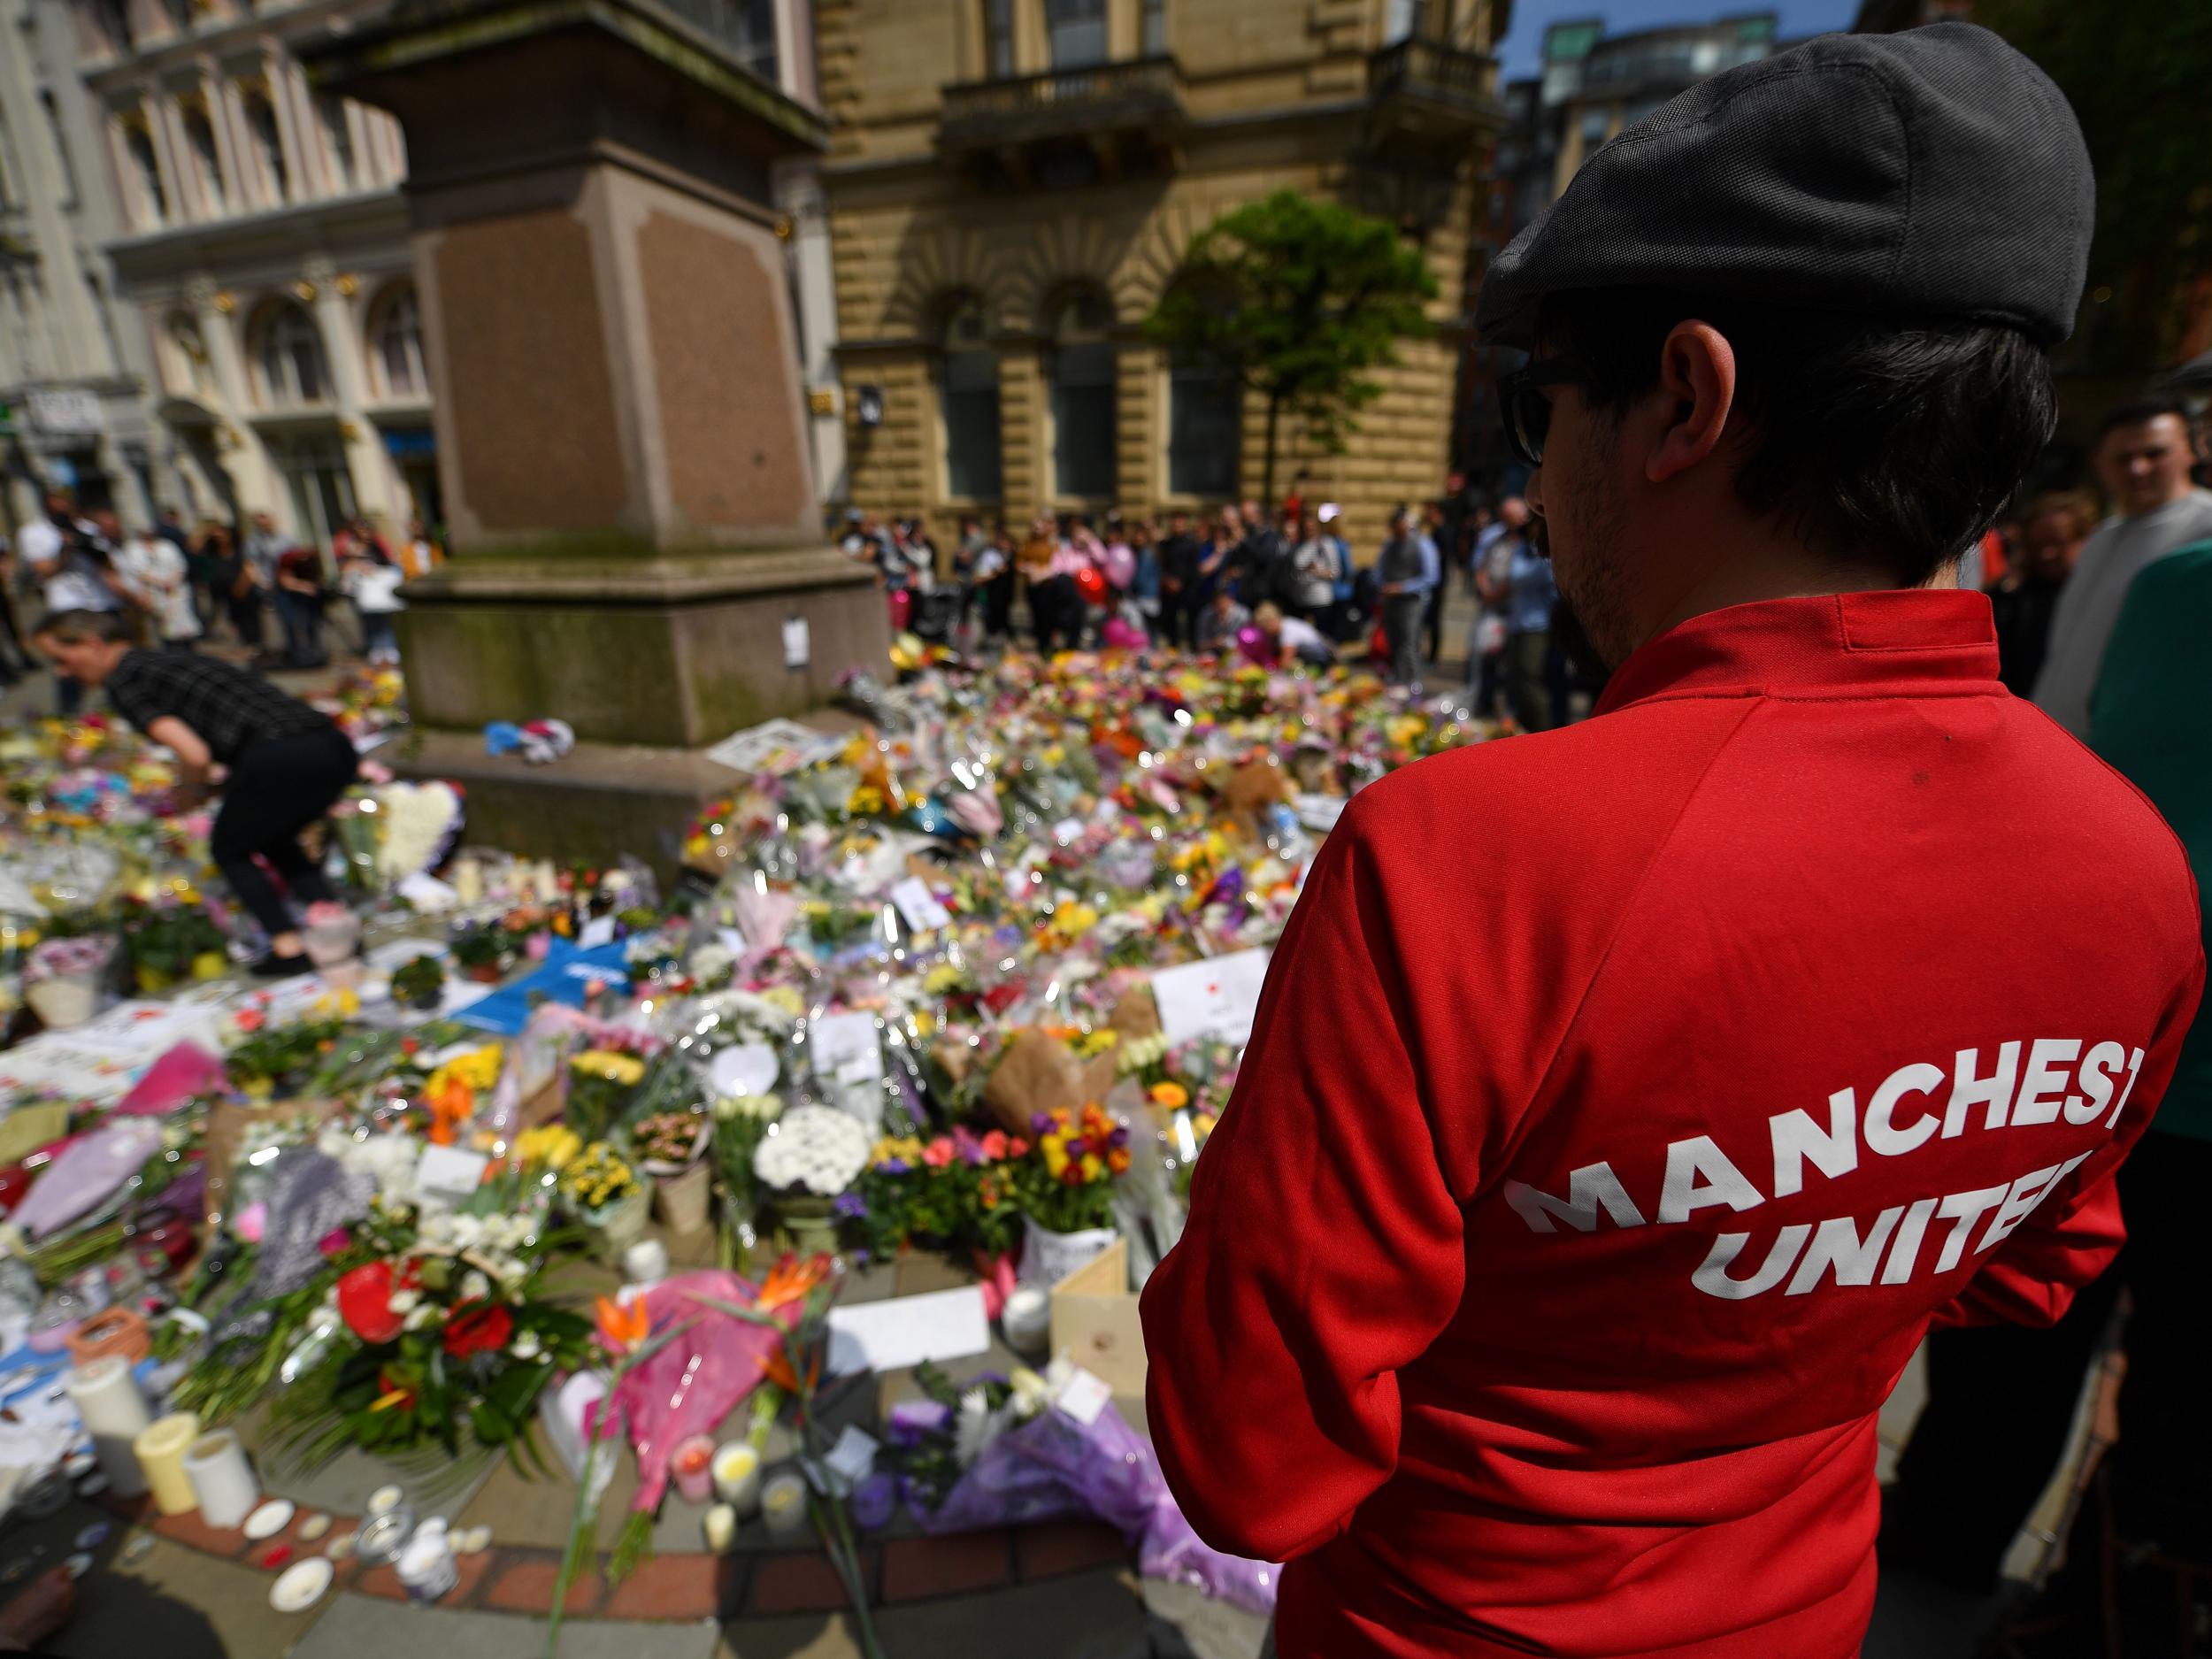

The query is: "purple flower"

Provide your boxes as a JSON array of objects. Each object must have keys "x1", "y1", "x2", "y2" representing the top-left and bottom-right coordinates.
[
  {"x1": 834, "y1": 1191, "x2": 868, "y2": 1219},
  {"x1": 1030, "y1": 1113, "x2": 1056, "y2": 1135},
  {"x1": 879, "y1": 1158, "x2": 910, "y2": 1176}
]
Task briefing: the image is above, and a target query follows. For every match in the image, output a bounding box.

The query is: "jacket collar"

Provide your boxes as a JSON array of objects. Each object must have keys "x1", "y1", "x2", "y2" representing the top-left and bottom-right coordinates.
[{"x1": 1594, "y1": 589, "x2": 2003, "y2": 717}]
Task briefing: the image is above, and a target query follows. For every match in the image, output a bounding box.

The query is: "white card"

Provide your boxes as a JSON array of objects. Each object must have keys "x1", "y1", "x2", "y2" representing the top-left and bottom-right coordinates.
[
  {"x1": 398, "y1": 872, "x2": 459, "y2": 911},
  {"x1": 579, "y1": 916, "x2": 616, "y2": 949},
  {"x1": 825, "y1": 1425, "x2": 879, "y2": 1484},
  {"x1": 782, "y1": 616, "x2": 810, "y2": 669},
  {"x1": 710, "y1": 1041, "x2": 780, "y2": 1099},
  {"x1": 810, "y1": 1010, "x2": 881, "y2": 1084},
  {"x1": 888, "y1": 877, "x2": 952, "y2": 933},
  {"x1": 416, "y1": 1143, "x2": 490, "y2": 1208},
  {"x1": 824, "y1": 1286, "x2": 991, "y2": 1377},
  {"x1": 1051, "y1": 817, "x2": 1084, "y2": 845},
  {"x1": 1018, "y1": 1224, "x2": 1118, "y2": 1289},
  {"x1": 1150, "y1": 949, "x2": 1271, "y2": 1047},
  {"x1": 1293, "y1": 794, "x2": 1348, "y2": 833},
  {"x1": 1054, "y1": 1366, "x2": 1114, "y2": 1427}
]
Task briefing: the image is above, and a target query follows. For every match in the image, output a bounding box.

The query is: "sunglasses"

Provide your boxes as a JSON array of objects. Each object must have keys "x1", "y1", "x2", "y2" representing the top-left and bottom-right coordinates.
[{"x1": 1500, "y1": 357, "x2": 1586, "y2": 468}]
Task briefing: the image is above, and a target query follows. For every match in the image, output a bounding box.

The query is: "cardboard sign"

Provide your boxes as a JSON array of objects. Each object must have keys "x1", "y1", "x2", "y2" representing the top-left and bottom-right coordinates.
[
  {"x1": 1150, "y1": 949, "x2": 1271, "y2": 1047},
  {"x1": 415, "y1": 1143, "x2": 490, "y2": 1209}
]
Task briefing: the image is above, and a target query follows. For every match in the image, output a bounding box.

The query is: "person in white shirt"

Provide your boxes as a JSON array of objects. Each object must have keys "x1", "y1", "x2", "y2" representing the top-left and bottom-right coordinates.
[
  {"x1": 19, "y1": 491, "x2": 119, "y2": 710},
  {"x1": 117, "y1": 528, "x2": 202, "y2": 649},
  {"x1": 342, "y1": 548, "x2": 406, "y2": 665}
]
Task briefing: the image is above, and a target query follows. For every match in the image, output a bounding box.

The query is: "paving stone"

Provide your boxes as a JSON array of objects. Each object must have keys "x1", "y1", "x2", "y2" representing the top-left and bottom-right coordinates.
[
  {"x1": 720, "y1": 1568, "x2": 1148, "y2": 1659},
  {"x1": 879, "y1": 1531, "x2": 1013, "y2": 1601},
  {"x1": 1013, "y1": 1518, "x2": 1130, "y2": 1582},
  {"x1": 288, "y1": 1596, "x2": 721, "y2": 1659}
]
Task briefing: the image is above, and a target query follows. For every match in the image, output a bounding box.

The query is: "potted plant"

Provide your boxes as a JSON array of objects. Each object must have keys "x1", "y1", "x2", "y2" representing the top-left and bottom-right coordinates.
[
  {"x1": 22, "y1": 936, "x2": 115, "y2": 1030},
  {"x1": 389, "y1": 954, "x2": 446, "y2": 1013},
  {"x1": 633, "y1": 1108, "x2": 712, "y2": 1233},
  {"x1": 120, "y1": 899, "x2": 227, "y2": 995},
  {"x1": 561, "y1": 1141, "x2": 647, "y2": 1263},
  {"x1": 752, "y1": 1104, "x2": 871, "y2": 1255},
  {"x1": 448, "y1": 922, "x2": 512, "y2": 985}
]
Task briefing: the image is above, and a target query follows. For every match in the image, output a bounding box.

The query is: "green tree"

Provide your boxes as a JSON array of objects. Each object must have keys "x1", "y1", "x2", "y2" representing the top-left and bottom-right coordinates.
[
  {"x1": 1976, "y1": 0, "x2": 2212, "y2": 368},
  {"x1": 1146, "y1": 188, "x2": 1439, "y2": 510}
]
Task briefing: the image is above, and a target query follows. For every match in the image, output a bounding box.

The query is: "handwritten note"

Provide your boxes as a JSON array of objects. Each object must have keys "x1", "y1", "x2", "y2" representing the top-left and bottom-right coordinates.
[{"x1": 1150, "y1": 949, "x2": 1271, "y2": 1047}]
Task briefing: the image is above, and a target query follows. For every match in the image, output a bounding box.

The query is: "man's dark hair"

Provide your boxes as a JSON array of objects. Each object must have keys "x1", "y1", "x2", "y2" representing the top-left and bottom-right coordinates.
[
  {"x1": 32, "y1": 608, "x2": 131, "y2": 645},
  {"x1": 1538, "y1": 287, "x2": 2056, "y2": 587},
  {"x1": 2097, "y1": 396, "x2": 2187, "y2": 442}
]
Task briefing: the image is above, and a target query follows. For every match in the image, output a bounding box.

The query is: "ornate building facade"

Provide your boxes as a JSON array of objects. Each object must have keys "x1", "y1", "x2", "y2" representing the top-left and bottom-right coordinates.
[
  {"x1": 819, "y1": 0, "x2": 1505, "y2": 554},
  {"x1": 5, "y1": 0, "x2": 841, "y2": 547}
]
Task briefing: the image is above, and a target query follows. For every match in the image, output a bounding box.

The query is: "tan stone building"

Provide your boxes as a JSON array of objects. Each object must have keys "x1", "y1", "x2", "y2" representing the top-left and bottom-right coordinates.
[{"x1": 819, "y1": 0, "x2": 1505, "y2": 556}]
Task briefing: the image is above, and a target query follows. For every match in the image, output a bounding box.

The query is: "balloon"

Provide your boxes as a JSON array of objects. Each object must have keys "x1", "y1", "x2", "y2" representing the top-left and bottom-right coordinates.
[
  {"x1": 1074, "y1": 565, "x2": 1108, "y2": 606},
  {"x1": 1235, "y1": 625, "x2": 1274, "y2": 666}
]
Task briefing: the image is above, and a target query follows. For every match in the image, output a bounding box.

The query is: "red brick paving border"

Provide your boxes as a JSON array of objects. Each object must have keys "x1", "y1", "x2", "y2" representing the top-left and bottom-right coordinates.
[
  {"x1": 125, "y1": 1500, "x2": 1135, "y2": 1620},
  {"x1": 880, "y1": 1532, "x2": 1015, "y2": 1601}
]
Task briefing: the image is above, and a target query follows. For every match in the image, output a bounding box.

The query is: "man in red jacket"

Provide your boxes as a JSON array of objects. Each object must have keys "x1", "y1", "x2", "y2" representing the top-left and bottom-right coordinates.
[{"x1": 1141, "y1": 24, "x2": 2207, "y2": 1659}]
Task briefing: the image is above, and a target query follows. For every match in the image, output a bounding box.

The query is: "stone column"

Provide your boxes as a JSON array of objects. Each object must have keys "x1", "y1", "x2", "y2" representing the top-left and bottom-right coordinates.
[
  {"x1": 302, "y1": 0, "x2": 884, "y2": 758},
  {"x1": 188, "y1": 277, "x2": 281, "y2": 518}
]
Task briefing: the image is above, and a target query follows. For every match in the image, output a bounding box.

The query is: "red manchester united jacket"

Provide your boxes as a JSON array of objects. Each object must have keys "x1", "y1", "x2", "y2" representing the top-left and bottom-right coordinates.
[{"x1": 1141, "y1": 589, "x2": 2205, "y2": 1659}]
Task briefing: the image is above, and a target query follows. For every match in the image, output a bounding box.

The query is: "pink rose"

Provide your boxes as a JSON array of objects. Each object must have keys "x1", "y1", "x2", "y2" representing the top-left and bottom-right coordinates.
[{"x1": 922, "y1": 1138, "x2": 956, "y2": 1168}]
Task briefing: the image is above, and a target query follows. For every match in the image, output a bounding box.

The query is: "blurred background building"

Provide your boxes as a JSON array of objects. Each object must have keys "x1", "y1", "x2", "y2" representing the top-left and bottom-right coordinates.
[
  {"x1": 821, "y1": 0, "x2": 1507, "y2": 553},
  {"x1": 2, "y1": 0, "x2": 841, "y2": 544}
]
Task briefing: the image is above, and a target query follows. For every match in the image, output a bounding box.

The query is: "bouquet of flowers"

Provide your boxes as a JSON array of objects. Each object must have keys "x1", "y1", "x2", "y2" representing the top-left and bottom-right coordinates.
[
  {"x1": 1013, "y1": 1102, "x2": 1130, "y2": 1234},
  {"x1": 754, "y1": 1104, "x2": 871, "y2": 1198},
  {"x1": 564, "y1": 1049, "x2": 646, "y2": 1144},
  {"x1": 631, "y1": 1109, "x2": 706, "y2": 1170},
  {"x1": 221, "y1": 1010, "x2": 348, "y2": 1098},
  {"x1": 118, "y1": 891, "x2": 227, "y2": 989},
  {"x1": 560, "y1": 1141, "x2": 638, "y2": 1220}
]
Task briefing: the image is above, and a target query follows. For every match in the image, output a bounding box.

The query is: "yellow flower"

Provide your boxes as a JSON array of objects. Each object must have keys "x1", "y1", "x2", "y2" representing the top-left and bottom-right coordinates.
[
  {"x1": 923, "y1": 964, "x2": 963, "y2": 995},
  {"x1": 1148, "y1": 1082, "x2": 1189, "y2": 1110},
  {"x1": 1074, "y1": 1027, "x2": 1118, "y2": 1059},
  {"x1": 760, "y1": 986, "x2": 805, "y2": 1018},
  {"x1": 429, "y1": 1043, "x2": 503, "y2": 1096},
  {"x1": 1041, "y1": 1137, "x2": 1071, "y2": 1179},
  {"x1": 847, "y1": 784, "x2": 887, "y2": 816},
  {"x1": 570, "y1": 1050, "x2": 645, "y2": 1087},
  {"x1": 517, "y1": 1124, "x2": 581, "y2": 1171}
]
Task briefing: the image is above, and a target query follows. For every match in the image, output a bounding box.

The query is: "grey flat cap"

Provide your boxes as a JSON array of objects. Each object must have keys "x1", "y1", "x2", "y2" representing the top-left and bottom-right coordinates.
[{"x1": 1477, "y1": 22, "x2": 2093, "y2": 349}]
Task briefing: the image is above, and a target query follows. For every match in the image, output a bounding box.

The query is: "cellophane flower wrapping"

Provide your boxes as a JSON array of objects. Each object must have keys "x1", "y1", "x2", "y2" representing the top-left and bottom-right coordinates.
[
  {"x1": 919, "y1": 1398, "x2": 1280, "y2": 1614},
  {"x1": 585, "y1": 1269, "x2": 792, "y2": 1513}
]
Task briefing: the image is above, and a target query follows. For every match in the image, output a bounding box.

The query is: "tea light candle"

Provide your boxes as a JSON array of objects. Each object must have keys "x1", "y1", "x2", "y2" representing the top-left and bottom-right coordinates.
[
  {"x1": 671, "y1": 1435, "x2": 714, "y2": 1504},
  {"x1": 1001, "y1": 1286, "x2": 1051, "y2": 1357},
  {"x1": 182, "y1": 1429, "x2": 257, "y2": 1530},
  {"x1": 132, "y1": 1412, "x2": 200, "y2": 1515},
  {"x1": 710, "y1": 1442, "x2": 761, "y2": 1515},
  {"x1": 64, "y1": 1356, "x2": 150, "y2": 1498},
  {"x1": 761, "y1": 1471, "x2": 809, "y2": 1542}
]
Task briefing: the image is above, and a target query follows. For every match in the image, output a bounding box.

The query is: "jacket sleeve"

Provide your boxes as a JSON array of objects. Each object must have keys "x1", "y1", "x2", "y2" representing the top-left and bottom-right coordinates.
[
  {"x1": 1139, "y1": 804, "x2": 1468, "y2": 1563},
  {"x1": 1932, "y1": 947, "x2": 2206, "y2": 1330}
]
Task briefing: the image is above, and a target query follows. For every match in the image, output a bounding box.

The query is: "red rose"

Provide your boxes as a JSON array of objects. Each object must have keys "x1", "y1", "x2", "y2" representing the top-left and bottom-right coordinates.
[
  {"x1": 336, "y1": 1261, "x2": 412, "y2": 1344},
  {"x1": 442, "y1": 1302, "x2": 515, "y2": 1360}
]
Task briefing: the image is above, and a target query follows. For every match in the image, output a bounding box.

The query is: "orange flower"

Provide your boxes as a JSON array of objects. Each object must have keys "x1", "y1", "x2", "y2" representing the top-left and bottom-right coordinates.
[
  {"x1": 424, "y1": 1073, "x2": 472, "y2": 1148},
  {"x1": 756, "y1": 1253, "x2": 831, "y2": 1316},
  {"x1": 757, "y1": 1340, "x2": 821, "y2": 1396},
  {"x1": 595, "y1": 1294, "x2": 651, "y2": 1356}
]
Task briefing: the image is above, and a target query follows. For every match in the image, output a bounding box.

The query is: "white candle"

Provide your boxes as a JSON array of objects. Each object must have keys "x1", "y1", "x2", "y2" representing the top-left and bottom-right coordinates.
[
  {"x1": 182, "y1": 1429, "x2": 258, "y2": 1530},
  {"x1": 711, "y1": 1442, "x2": 762, "y2": 1514},
  {"x1": 65, "y1": 1356, "x2": 150, "y2": 1498},
  {"x1": 761, "y1": 1471, "x2": 809, "y2": 1542},
  {"x1": 452, "y1": 856, "x2": 485, "y2": 907},
  {"x1": 621, "y1": 1239, "x2": 668, "y2": 1285},
  {"x1": 1000, "y1": 1286, "x2": 1051, "y2": 1357},
  {"x1": 132, "y1": 1412, "x2": 199, "y2": 1516},
  {"x1": 703, "y1": 1503, "x2": 738, "y2": 1554}
]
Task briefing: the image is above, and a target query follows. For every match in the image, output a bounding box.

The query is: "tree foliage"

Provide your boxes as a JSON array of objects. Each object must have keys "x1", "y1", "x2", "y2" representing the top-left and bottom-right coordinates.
[
  {"x1": 1976, "y1": 0, "x2": 2212, "y2": 367},
  {"x1": 1145, "y1": 188, "x2": 1439, "y2": 505}
]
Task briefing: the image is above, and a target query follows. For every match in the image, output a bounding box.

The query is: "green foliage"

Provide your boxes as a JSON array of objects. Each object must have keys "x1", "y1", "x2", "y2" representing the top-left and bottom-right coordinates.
[
  {"x1": 390, "y1": 953, "x2": 445, "y2": 1008},
  {"x1": 1978, "y1": 0, "x2": 2212, "y2": 366},
  {"x1": 1145, "y1": 188, "x2": 1440, "y2": 502}
]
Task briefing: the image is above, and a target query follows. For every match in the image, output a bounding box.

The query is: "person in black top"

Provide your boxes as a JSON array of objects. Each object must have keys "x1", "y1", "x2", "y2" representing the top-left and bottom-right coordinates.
[
  {"x1": 32, "y1": 608, "x2": 358, "y2": 977},
  {"x1": 1987, "y1": 490, "x2": 2088, "y2": 696},
  {"x1": 1157, "y1": 511, "x2": 1203, "y2": 649}
]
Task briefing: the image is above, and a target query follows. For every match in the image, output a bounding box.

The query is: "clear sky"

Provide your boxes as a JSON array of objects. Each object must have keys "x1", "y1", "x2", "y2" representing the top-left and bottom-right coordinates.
[{"x1": 1493, "y1": 0, "x2": 1862, "y2": 80}]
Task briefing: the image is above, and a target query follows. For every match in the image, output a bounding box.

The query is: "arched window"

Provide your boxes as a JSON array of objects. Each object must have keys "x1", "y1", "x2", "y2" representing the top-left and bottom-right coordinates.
[
  {"x1": 367, "y1": 282, "x2": 425, "y2": 398},
  {"x1": 1047, "y1": 288, "x2": 1116, "y2": 500},
  {"x1": 1162, "y1": 274, "x2": 1241, "y2": 499},
  {"x1": 180, "y1": 104, "x2": 224, "y2": 214},
  {"x1": 122, "y1": 120, "x2": 166, "y2": 227},
  {"x1": 252, "y1": 299, "x2": 330, "y2": 405},
  {"x1": 165, "y1": 311, "x2": 210, "y2": 398},
  {"x1": 934, "y1": 295, "x2": 1002, "y2": 502},
  {"x1": 242, "y1": 88, "x2": 288, "y2": 204}
]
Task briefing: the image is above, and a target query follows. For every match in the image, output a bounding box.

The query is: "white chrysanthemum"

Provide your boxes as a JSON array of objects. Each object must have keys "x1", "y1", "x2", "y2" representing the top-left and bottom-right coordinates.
[
  {"x1": 461, "y1": 1271, "x2": 491, "y2": 1302},
  {"x1": 752, "y1": 1104, "x2": 869, "y2": 1195},
  {"x1": 388, "y1": 1289, "x2": 421, "y2": 1315}
]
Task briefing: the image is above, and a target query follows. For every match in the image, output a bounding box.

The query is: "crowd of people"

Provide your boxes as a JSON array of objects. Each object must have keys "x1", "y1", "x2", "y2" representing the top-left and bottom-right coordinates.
[
  {"x1": 0, "y1": 490, "x2": 434, "y2": 708},
  {"x1": 837, "y1": 486, "x2": 1596, "y2": 729}
]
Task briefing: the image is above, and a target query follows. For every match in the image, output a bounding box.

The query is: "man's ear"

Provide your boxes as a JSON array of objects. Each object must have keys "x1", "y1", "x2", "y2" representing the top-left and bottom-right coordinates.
[{"x1": 1646, "y1": 321, "x2": 1738, "y2": 486}]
